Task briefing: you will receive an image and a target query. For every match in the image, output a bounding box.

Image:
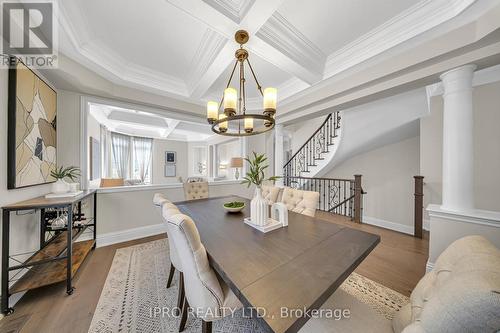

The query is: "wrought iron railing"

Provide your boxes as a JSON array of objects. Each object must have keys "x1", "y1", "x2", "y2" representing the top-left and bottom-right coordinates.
[
  {"x1": 283, "y1": 175, "x2": 364, "y2": 222},
  {"x1": 283, "y1": 112, "x2": 341, "y2": 178}
]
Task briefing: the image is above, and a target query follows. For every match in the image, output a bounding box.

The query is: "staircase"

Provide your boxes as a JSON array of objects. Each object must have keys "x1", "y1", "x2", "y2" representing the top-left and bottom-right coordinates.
[
  {"x1": 283, "y1": 111, "x2": 341, "y2": 179},
  {"x1": 281, "y1": 88, "x2": 430, "y2": 221},
  {"x1": 282, "y1": 111, "x2": 361, "y2": 220}
]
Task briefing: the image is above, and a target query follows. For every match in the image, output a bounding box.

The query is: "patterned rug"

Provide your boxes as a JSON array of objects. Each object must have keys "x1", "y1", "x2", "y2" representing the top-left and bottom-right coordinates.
[{"x1": 88, "y1": 239, "x2": 408, "y2": 332}]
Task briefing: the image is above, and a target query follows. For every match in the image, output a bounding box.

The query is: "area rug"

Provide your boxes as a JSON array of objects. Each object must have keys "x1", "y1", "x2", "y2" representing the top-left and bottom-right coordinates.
[{"x1": 88, "y1": 239, "x2": 408, "y2": 332}]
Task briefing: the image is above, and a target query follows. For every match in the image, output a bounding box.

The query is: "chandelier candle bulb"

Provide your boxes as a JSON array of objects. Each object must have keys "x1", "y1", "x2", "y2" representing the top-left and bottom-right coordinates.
[
  {"x1": 207, "y1": 101, "x2": 218, "y2": 124},
  {"x1": 244, "y1": 117, "x2": 254, "y2": 133},
  {"x1": 263, "y1": 87, "x2": 277, "y2": 114},
  {"x1": 219, "y1": 114, "x2": 228, "y2": 133},
  {"x1": 224, "y1": 87, "x2": 237, "y2": 116}
]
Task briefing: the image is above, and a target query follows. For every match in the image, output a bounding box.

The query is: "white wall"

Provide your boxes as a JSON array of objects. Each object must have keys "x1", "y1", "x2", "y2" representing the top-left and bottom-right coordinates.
[
  {"x1": 421, "y1": 80, "x2": 500, "y2": 214},
  {"x1": 97, "y1": 182, "x2": 253, "y2": 236},
  {"x1": 285, "y1": 116, "x2": 325, "y2": 155},
  {"x1": 152, "y1": 139, "x2": 188, "y2": 183},
  {"x1": 324, "y1": 136, "x2": 420, "y2": 233}
]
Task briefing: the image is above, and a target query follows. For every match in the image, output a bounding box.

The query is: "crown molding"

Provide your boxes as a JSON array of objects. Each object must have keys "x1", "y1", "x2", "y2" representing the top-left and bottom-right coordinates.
[
  {"x1": 257, "y1": 12, "x2": 326, "y2": 77},
  {"x1": 58, "y1": 2, "x2": 188, "y2": 96},
  {"x1": 202, "y1": 0, "x2": 255, "y2": 23},
  {"x1": 324, "y1": 0, "x2": 477, "y2": 79},
  {"x1": 186, "y1": 28, "x2": 228, "y2": 96}
]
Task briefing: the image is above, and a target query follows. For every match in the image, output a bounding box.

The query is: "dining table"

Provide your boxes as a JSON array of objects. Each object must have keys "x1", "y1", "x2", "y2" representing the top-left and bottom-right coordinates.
[{"x1": 176, "y1": 195, "x2": 380, "y2": 333}]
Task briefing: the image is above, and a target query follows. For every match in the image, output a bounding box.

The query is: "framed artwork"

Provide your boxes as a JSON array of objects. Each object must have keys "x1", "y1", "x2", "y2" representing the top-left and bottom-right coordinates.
[
  {"x1": 164, "y1": 164, "x2": 176, "y2": 177},
  {"x1": 89, "y1": 137, "x2": 101, "y2": 180},
  {"x1": 165, "y1": 151, "x2": 176, "y2": 163},
  {"x1": 8, "y1": 58, "x2": 57, "y2": 189}
]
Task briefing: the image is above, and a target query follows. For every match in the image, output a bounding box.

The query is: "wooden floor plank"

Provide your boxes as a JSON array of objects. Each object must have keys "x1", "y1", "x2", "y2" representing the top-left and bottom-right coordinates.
[{"x1": 0, "y1": 215, "x2": 427, "y2": 333}]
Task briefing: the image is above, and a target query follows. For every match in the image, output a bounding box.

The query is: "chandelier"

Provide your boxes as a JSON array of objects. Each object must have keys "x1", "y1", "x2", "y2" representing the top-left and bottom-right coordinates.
[{"x1": 207, "y1": 30, "x2": 277, "y2": 136}]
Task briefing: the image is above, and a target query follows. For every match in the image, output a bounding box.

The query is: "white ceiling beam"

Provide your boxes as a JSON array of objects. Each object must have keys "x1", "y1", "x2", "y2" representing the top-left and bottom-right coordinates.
[{"x1": 167, "y1": 0, "x2": 318, "y2": 99}]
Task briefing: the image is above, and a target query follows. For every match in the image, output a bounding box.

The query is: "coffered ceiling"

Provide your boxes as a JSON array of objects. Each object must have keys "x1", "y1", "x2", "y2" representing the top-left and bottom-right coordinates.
[{"x1": 57, "y1": 0, "x2": 477, "y2": 113}]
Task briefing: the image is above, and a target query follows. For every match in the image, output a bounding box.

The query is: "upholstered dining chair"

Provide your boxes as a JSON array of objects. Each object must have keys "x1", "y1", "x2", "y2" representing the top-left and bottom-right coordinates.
[
  {"x1": 261, "y1": 185, "x2": 281, "y2": 204},
  {"x1": 183, "y1": 181, "x2": 209, "y2": 200},
  {"x1": 153, "y1": 193, "x2": 185, "y2": 318},
  {"x1": 166, "y1": 213, "x2": 243, "y2": 333},
  {"x1": 280, "y1": 187, "x2": 320, "y2": 217}
]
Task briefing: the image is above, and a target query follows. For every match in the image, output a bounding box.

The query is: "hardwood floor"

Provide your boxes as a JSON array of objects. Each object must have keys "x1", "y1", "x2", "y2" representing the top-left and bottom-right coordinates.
[
  {"x1": 0, "y1": 214, "x2": 428, "y2": 333},
  {"x1": 317, "y1": 211, "x2": 429, "y2": 296}
]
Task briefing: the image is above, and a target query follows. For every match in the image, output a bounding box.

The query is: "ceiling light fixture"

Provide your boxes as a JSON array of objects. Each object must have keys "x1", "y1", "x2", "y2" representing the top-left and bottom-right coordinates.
[{"x1": 207, "y1": 30, "x2": 276, "y2": 136}]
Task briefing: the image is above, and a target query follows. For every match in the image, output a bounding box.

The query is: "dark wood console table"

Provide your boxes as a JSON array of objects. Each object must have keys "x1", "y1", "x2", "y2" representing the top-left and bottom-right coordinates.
[{"x1": 1, "y1": 190, "x2": 97, "y2": 315}]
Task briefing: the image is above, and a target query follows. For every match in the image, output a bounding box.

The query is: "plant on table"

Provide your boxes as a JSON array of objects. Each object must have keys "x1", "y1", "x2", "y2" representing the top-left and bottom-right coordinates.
[
  {"x1": 50, "y1": 166, "x2": 81, "y2": 194},
  {"x1": 241, "y1": 152, "x2": 280, "y2": 226},
  {"x1": 241, "y1": 152, "x2": 280, "y2": 188},
  {"x1": 50, "y1": 166, "x2": 81, "y2": 181}
]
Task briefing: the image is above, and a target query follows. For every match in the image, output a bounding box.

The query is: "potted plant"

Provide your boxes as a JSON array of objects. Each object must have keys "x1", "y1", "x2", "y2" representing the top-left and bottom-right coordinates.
[
  {"x1": 50, "y1": 166, "x2": 81, "y2": 194},
  {"x1": 241, "y1": 152, "x2": 280, "y2": 226}
]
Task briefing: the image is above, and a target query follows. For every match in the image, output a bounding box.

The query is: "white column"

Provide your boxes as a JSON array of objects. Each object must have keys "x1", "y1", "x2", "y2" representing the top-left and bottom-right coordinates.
[
  {"x1": 274, "y1": 124, "x2": 284, "y2": 186},
  {"x1": 440, "y1": 64, "x2": 476, "y2": 212}
]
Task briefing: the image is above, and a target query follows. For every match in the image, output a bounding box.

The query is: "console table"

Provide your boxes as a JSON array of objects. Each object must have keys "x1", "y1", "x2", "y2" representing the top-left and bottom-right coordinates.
[{"x1": 1, "y1": 190, "x2": 97, "y2": 315}]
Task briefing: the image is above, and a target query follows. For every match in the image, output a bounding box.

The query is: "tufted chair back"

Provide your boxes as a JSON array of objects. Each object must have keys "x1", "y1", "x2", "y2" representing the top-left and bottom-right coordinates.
[
  {"x1": 153, "y1": 192, "x2": 171, "y2": 207},
  {"x1": 261, "y1": 185, "x2": 281, "y2": 204},
  {"x1": 153, "y1": 193, "x2": 182, "y2": 272},
  {"x1": 392, "y1": 235, "x2": 500, "y2": 333},
  {"x1": 166, "y1": 213, "x2": 241, "y2": 320},
  {"x1": 280, "y1": 187, "x2": 319, "y2": 217},
  {"x1": 183, "y1": 181, "x2": 209, "y2": 200}
]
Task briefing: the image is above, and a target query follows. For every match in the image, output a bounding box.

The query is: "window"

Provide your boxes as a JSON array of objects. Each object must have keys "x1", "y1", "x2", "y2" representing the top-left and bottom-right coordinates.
[
  {"x1": 192, "y1": 146, "x2": 207, "y2": 176},
  {"x1": 111, "y1": 132, "x2": 152, "y2": 184},
  {"x1": 216, "y1": 140, "x2": 240, "y2": 179},
  {"x1": 132, "y1": 137, "x2": 153, "y2": 183},
  {"x1": 111, "y1": 132, "x2": 130, "y2": 179}
]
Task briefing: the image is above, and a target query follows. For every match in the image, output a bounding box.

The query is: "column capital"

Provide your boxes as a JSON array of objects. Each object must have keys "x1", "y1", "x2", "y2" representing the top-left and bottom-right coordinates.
[{"x1": 440, "y1": 64, "x2": 476, "y2": 94}]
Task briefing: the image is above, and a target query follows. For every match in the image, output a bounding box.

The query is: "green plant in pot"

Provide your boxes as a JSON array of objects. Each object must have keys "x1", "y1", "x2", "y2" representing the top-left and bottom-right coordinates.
[
  {"x1": 50, "y1": 166, "x2": 81, "y2": 194},
  {"x1": 241, "y1": 152, "x2": 280, "y2": 226}
]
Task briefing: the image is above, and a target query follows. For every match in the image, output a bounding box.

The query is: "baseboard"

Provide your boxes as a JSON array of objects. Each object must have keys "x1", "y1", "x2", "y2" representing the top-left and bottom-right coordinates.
[
  {"x1": 423, "y1": 218, "x2": 430, "y2": 231},
  {"x1": 426, "y1": 259, "x2": 434, "y2": 273},
  {"x1": 363, "y1": 216, "x2": 414, "y2": 235},
  {"x1": 96, "y1": 223, "x2": 167, "y2": 248}
]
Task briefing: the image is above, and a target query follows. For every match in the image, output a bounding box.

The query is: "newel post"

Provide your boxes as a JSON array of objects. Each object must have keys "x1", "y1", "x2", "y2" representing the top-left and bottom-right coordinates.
[
  {"x1": 353, "y1": 175, "x2": 362, "y2": 223},
  {"x1": 414, "y1": 176, "x2": 424, "y2": 238}
]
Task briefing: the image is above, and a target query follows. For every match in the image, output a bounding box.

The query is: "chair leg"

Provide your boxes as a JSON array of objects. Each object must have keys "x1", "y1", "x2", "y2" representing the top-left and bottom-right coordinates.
[
  {"x1": 179, "y1": 297, "x2": 189, "y2": 332},
  {"x1": 174, "y1": 272, "x2": 184, "y2": 316},
  {"x1": 167, "y1": 263, "x2": 175, "y2": 288},
  {"x1": 202, "y1": 320, "x2": 212, "y2": 333}
]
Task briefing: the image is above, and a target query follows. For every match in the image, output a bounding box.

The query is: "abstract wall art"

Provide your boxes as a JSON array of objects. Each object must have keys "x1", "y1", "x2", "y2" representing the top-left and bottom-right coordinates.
[{"x1": 7, "y1": 58, "x2": 57, "y2": 189}]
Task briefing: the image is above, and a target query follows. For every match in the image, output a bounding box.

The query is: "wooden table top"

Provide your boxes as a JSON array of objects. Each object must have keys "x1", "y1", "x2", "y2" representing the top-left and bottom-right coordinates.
[
  {"x1": 176, "y1": 196, "x2": 380, "y2": 333},
  {"x1": 2, "y1": 189, "x2": 96, "y2": 211}
]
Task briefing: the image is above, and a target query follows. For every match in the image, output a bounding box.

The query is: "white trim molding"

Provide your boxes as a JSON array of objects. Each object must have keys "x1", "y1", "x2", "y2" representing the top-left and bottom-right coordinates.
[
  {"x1": 256, "y1": 12, "x2": 326, "y2": 77},
  {"x1": 202, "y1": 0, "x2": 255, "y2": 23},
  {"x1": 96, "y1": 223, "x2": 167, "y2": 248},
  {"x1": 324, "y1": 0, "x2": 476, "y2": 78},
  {"x1": 427, "y1": 204, "x2": 500, "y2": 228},
  {"x1": 363, "y1": 216, "x2": 414, "y2": 235}
]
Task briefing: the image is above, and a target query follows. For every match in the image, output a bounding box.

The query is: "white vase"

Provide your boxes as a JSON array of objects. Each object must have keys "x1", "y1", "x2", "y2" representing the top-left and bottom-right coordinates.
[
  {"x1": 51, "y1": 179, "x2": 69, "y2": 194},
  {"x1": 251, "y1": 187, "x2": 268, "y2": 226}
]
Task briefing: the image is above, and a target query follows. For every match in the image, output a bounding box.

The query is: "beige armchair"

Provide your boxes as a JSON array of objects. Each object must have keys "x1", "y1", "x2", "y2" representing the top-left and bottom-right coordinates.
[
  {"x1": 280, "y1": 187, "x2": 320, "y2": 217},
  {"x1": 153, "y1": 193, "x2": 185, "y2": 320},
  {"x1": 299, "y1": 235, "x2": 500, "y2": 333},
  {"x1": 392, "y1": 235, "x2": 500, "y2": 333},
  {"x1": 261, "y1": 185, "x2": 281, "y2": 204},
  {"x1": 183, "y1": 181, "x2": 209, "y2": 200},
  {"x1": 165, "y1": 213, "x2": 242, "y2": 333}
]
